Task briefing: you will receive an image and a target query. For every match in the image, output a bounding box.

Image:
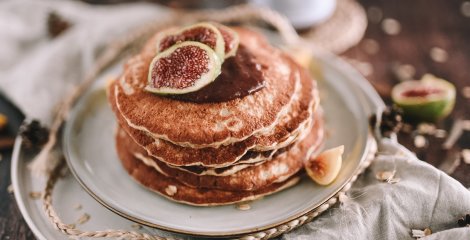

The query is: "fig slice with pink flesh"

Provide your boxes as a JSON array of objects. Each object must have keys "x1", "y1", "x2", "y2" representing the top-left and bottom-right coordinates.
[
  {"x1": 392, "y1": 74, "x2": 456, "y2": 122},
  {"x1": 155, "y1": 22, "x2": 225, "y2": 60},
  {"x1": 305, "y1": 145, "x2": 344, "y2": 186},
  {"x1": 146, "y1": 41, "x2": 222, "y2": 95}
]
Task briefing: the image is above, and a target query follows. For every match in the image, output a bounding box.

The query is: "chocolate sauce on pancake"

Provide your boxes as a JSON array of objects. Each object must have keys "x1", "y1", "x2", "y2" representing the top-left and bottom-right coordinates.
[{"x1": 170, "y1": 45, "x2": 266, "y2": 103}]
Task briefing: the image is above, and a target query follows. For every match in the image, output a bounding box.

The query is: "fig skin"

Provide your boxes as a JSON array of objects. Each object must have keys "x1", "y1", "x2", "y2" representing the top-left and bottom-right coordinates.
[
  {"x1": 305, "y1": 145, "x2": 344, "y2": 186},
  {"x1": 392, "y1": 74, "x2": 456, "y2": 123},
  {"x1": 212, "y1": 22, "x2": 240, "y2": 58},
  {"x1": 155, "y1": 22, "x2": 225, "y2": 60}
]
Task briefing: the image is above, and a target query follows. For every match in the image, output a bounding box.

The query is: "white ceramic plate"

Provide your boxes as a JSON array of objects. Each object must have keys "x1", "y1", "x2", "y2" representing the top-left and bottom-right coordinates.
[{"x1": 12, "y1": 52, "x2": 384, "y2": 239}]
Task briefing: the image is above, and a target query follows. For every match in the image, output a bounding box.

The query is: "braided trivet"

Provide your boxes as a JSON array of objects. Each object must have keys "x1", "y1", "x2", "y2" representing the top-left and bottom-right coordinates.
[
  {"x1": 301, "y1": 0, "x2": 367, "y2": 53},
  {"x1": 32, "y1": 3, "x2": 374, "y2": 240}
]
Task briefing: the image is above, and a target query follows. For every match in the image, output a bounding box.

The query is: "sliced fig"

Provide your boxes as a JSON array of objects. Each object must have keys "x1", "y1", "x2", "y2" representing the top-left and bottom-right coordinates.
[
  {"x1": 212, "y1": 23, "x2": 240, "y2": 58},
  {"x1": 305, "y1": 145, "x2": 344, "y2": 186},
  {"x1": 146, "y1": 41, "x2": 222, "y2": 95},
  {"x1": 156, "y1": 22, "x2": 225, "y2": 60},
  {"x1": 392, "y1": 74, "x2": 456, "y2": 122}
]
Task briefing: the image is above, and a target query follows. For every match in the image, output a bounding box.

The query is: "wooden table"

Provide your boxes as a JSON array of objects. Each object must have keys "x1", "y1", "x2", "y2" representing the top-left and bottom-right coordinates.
[{"x1": 1, "y1": 0, "x2": 469, "y2": 239}]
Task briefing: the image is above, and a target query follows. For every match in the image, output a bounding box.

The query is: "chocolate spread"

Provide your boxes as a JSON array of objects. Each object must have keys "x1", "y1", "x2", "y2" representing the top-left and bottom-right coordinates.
[{"x1": 170, "y1": 45, "x2": 266, "y2": 103}]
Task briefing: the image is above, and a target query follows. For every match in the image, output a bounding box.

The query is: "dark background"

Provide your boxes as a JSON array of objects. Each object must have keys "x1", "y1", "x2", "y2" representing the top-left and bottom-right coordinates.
[{"x1": 1, "y1": 0, "x2": 469, "y2": 239}]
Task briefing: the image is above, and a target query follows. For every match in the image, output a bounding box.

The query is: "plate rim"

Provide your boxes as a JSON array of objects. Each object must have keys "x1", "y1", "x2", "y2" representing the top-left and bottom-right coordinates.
[{"x1": 61, "y1": 53, "x2": 382, "y2": 238}]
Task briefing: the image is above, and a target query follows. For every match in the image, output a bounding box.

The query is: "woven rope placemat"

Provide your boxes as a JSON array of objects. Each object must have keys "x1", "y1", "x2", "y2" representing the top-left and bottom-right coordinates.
[
  {"x1": 26, "y1": 3, "x2": 373, "y2": 239},
  {"x1": 301, "y1": 0, "x2": 367, "y2": 54}
]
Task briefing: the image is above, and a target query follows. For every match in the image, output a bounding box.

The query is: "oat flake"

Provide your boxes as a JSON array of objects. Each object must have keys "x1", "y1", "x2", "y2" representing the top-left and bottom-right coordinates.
[
  {"x1": 367, "y1": 6, "x2": 383, "y2": 23},
  {"x1": 362, "y1": 39, "x2": 380, "y2": 55},
  {"x1": 77, "y1": 213, "x2": 90, "y2": 225},
  {"x1": 7, "y1": 184, "x2": 14, "y2": 193},
  {"x1": 414, "y1": 135, "x2": 427, "y2": 148},
  {"x1": 236, "y1": 203, "x2": 251, "y2": 211},
  {"x1": 375, "y1": 170, "x2": 396, "y2": 182},
  {"x1": 462, "y1": 149, "x2": 470, "y2": 164},
  {"x1": 382, "y1": 18, "x2": 401, "y2": 35},
  {"x1": 430, "y1": 47, "x2": 449, "y2": 63},
  {"x1": 461, "y1": 1, "x2": 470, "y2": 17},
  {"x1": 29, "y1": 191, "x2": 42, "y2": 200},
  {"x1": 434, "y1": 129, "x2": 447, "y2": 138},
  {"x1": 462, "y1": 86, "x2": 470, "y2": 99}
]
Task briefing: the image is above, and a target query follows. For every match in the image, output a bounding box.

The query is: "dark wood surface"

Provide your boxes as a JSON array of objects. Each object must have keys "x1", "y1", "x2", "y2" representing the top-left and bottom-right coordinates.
[{"x1": 1, "y1": 0, "x2": 469, "y2": 239}]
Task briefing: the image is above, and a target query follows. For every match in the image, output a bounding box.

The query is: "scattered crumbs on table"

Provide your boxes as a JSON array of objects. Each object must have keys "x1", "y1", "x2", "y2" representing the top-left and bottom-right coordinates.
[
  {"x1": 375, "y1": 170, "x2": 397, "y2": 183},
  {"x1": 362, "y1": 39, "x2": 380, "y2": 55},
  {"x1": 73, "y1": 203, "x2": 82, "y2": 211},
  {"x1": 423, "y1": 228, "x2": 432, "y2": 236},
  {"x1": 413, "y1": 135, "x2": 427, "y2": 148},
  {"x1": 462, "y1": 86, "x2": 470, "y2": 99},
  {"x1": 382, "y1": 18, "x2": 401, "y2": 35},
  {"x1": 417, "y1": 123, "x2": 436, "y2": 135},
  {"x1": 131, "y1": 223, "x2": 142, "y2": 230},
  {"x1": 393, "y1": 63, "x2": 416, "y2": 81},
  {"x1": 463, "y1": 120, "x2": 470, "y2": 130},
  {"x1": 438, "y1": 151, "x2": 461, "y2": 175},
  {"x1": 462, "y1": 149, "x2": 470, "y2": 164},
  {"x1": 29, "y1": 191, "x2": 42, "y2": 200},
  {"x1": 461, "y1": 1, "x2": 470, "y2": 17},
  {"x1": 367, "y1": 6, "x2": 383, "y2": 23},
  {"x1": 429, "y1": 47, "x2": 449, "y2": 63},
  {"x1": 411, "y1": 228, "x2": 431, "y2": 238},
  {"x1": 387, "y1": 178, "x2": 401, "y2": 184},
  {"x1": 236, "y1": 203, "x2": 251, "y2": 211},
  {"x1": 0, "y1": 137, "x2": 15, "y2": 150},
  {"x1": 77, "y1": 213, "x2": 91, "y2": 225},
  {"x1": 7, "y1": 184, "x2": 14, "y2": 194},
  {"x1": 357, "y1": 62, "x2": 373, "y2": 76},
  {"x1": 443, "y1": 120, "x2": 465, "y2": 149},
  {"x1": 434, "y1": 129, "x2": 447, "y2": 138},
  {"x1": 401, "y1": 123, "x2": 413, "y2": 134},
  {"x1": 411, "y1": 229, "x2": 425, "y2": 238}
]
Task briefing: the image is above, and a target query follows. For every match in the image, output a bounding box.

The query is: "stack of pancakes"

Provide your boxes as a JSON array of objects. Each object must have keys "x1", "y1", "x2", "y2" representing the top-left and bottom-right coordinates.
[{"x1": 107, "y1": 27, "x2": 325, "y2": 206}]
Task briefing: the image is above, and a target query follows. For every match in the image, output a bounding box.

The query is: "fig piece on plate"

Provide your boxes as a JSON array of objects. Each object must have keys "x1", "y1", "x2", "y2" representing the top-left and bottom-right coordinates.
[
  {"x1": 212, "y1": 23, "x2": 240, "y2": 58},
  {"x1": 146, "y1": 41, "x2": 222, "y2": 95},
  {"x1": 156, "y1": 22, "x2": 225, "y2": 60},
  {"x1": 392, "y1": 74, "x2": 456, "y2": 122},
  {"x1": 305, "y1": 145, "x2": 344, "y2": 186}
]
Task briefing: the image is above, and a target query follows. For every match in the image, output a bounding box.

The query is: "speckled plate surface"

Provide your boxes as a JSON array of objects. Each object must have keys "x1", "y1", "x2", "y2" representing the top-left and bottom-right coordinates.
[{"x1": 12, "y1": 51, "x2": 384, "y2": 239}]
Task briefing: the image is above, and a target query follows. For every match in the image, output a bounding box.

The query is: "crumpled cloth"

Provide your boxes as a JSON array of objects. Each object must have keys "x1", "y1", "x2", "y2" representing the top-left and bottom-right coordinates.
[{"x1": 0, "y1": 1, "x2": 469, "y2": 239}]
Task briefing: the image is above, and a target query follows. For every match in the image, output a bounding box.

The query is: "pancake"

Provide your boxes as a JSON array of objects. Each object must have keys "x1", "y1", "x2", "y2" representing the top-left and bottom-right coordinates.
[
  {"x1": 114, "y1": 28, "x2": 300, "y2": 148},
  {"x1": 115, "y1": 112, "x2": 323, "y2": 191},
  {"x1": 118, "y1": 143, "x2": 301, "y2": 206},
  {"x1": 170, "y1": 111, "x2": 323, "y2": 177},
  {"x1": 107, "y1": 61, "x2": 318, "y2": 167}
]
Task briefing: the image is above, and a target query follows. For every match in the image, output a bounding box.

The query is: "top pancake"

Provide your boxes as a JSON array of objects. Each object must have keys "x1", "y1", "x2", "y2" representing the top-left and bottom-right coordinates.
[{"x1": 114, "y1": 27, "x2": 299, "y2": 147}]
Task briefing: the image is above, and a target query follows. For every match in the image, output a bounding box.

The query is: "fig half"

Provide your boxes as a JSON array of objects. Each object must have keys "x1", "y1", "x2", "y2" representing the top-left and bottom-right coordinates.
[
  {"x1": 156, "y1": 22, "x2": 225, "y2": 60},
  {"x1": 392, "y1": 74, "x2": 456, "y2": 122},
  {"x1": 305, "y1": 145, "x2": 344, "y2": 186},
  {"x1": 146, "y1": 41, "x2": 222, "y2": 95}
]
